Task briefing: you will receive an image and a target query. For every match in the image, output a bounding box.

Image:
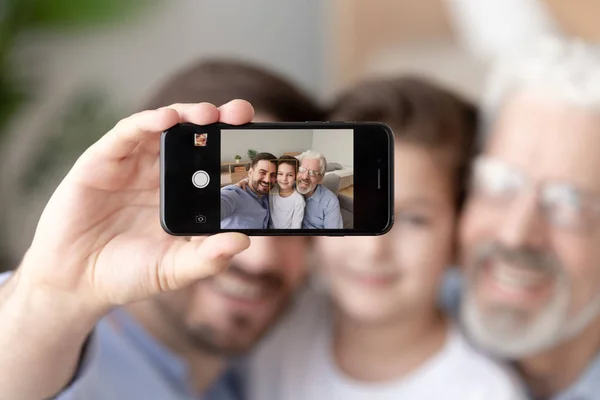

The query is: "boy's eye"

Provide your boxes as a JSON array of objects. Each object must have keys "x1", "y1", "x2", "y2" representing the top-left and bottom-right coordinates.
[{"x1": 398, "y1": 212, "x2": 430, "y2": 226}]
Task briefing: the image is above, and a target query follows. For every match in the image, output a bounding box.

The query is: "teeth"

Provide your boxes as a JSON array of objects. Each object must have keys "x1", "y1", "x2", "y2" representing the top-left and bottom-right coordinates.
[
  {"x1": 347, "y1": 266, "x2": 398, "y2": 282},
  {"x1": 492, "y1": 263, "x2": 550, "y2": 289},
  {"x1": 215, "y1": 274, "x2": 262, "y2": 300}
]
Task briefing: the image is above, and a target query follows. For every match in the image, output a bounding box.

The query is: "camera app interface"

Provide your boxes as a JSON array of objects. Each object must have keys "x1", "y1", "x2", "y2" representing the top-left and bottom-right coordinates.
[{"x1": 219, "y1": 129, "x2": 354, "y2": 230}]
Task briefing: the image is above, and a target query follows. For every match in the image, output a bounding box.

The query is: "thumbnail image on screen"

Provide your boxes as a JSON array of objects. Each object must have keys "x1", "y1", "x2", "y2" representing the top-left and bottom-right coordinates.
[{"x1": 220, "y1": 129, "x2": 354, "y2": 229}]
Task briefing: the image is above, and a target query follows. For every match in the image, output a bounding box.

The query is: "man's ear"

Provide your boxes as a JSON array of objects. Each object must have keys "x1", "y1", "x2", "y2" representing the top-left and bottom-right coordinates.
[{"x1": 247, "y1": 168, "x2": 253, "y2": 178}]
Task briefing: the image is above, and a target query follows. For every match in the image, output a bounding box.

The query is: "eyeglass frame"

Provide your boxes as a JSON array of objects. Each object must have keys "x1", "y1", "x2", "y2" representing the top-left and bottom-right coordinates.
[
  {"x1": 297, "y1": 166, "x2": 323, "y2": 178},
  {"x1": 468, "y1": 155, "x2": 600, "y2": 231}
]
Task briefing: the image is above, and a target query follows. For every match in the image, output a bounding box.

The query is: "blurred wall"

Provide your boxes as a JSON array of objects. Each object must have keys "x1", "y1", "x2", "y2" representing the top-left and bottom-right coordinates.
[
  {"x1": 311, "y1": 129, "x2": 353, "y2": 167},
  {"x1": 3, "y1": 0, "x2": 600, "y2": 269},
  {"x1": 221, "y1": 130, "x2": 313, "y2": 162},
  {"x1": 0, "y1": 0, "x2": 326, "y2": 268}
]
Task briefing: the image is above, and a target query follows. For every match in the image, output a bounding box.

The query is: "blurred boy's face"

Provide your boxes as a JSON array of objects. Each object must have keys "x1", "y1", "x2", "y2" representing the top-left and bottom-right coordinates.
[
  {"x1": 460, "y1": 92, "x2": 600, "y2": 357},
  {"x1": 277, "y1": 163, "x2": 296, "y2": 192},
  {"x1": 315, "y1": 143, "x2": 456, "y2": 323}
]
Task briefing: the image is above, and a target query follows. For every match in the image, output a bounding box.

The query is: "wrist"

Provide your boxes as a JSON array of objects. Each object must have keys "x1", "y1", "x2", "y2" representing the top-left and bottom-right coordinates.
[
  {"x1": 3, "y1": 268, "x2": 104, "y2": 342},
  {"x1": 0, "y1": 271, "x2": 99, "y2": 400}
]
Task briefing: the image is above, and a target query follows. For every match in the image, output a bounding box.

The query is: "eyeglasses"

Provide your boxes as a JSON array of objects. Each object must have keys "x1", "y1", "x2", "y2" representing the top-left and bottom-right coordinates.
[
  {"x1": 298, "y1": 166, "x2": 322, "y2": 177},
  {"x1": 470, "y1": 156, "x2": 600, "y2": 231}
]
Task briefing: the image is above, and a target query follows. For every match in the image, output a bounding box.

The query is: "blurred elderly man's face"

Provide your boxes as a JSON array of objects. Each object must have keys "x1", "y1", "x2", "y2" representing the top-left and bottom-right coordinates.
[{"x1": 460, "y1": 91, "x2": 600, "y2": 358}]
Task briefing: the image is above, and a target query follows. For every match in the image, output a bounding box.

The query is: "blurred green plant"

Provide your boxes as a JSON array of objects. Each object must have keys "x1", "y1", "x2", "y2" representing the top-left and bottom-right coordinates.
[
  {"x1": 20, "y1": 88, "x2": 120, "y2": 192},
  {"x1": 0, "y1": 0, "x2": 157, "y2": 144},
  {"x1": 0, "y1": 87, "x2": 120, "y2": 271},
  {"x1": 0, "y1": 0, "x2": 158, "y2": 271},
  {"x1": 247, "y1": 149, "x2": 257, "y2": 160}
]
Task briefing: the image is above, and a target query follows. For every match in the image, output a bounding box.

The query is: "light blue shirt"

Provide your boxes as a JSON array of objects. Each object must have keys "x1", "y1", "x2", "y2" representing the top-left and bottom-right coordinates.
[
  {"x1": 221, "y1": 185, "x2": 269, "y2": 229},
  {"x1": 0, "y1": 272, "x2": 244, "y2": 400},
  {"x1": 552, "y1": 351, "x2": 600, "y2": 400},
  {"x1": 438, "y1": 267, "x2": 464, "y2": 316},
  {"x1": 302, "y1": 184, "x2": 343, "y2": 229}
]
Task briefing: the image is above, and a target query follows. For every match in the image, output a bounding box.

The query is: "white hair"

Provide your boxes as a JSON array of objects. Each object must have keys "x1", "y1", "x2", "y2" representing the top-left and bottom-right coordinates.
[
  {"x1": 298, "y1": 150, "x2": 327, "y2": 175},
  {"x1": 481, "y1": 35, "x2": 600, "y2": 144}
]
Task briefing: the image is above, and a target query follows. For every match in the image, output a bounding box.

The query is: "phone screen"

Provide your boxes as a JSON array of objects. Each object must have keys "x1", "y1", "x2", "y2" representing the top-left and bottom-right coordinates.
[{"x1": 161, "y1": 122, "x2": 393, "y2": 236}]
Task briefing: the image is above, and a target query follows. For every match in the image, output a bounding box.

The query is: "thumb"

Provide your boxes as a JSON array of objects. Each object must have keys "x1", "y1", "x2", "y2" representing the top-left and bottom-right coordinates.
[{"x1": 159, "y1": 233, "x2": 250, "y2": 291}]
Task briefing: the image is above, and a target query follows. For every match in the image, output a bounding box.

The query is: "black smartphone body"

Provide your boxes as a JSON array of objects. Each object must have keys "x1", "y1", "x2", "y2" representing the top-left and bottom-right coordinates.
[{"x1": 161, "y1": 122, "x2": 394, "y2": 236}]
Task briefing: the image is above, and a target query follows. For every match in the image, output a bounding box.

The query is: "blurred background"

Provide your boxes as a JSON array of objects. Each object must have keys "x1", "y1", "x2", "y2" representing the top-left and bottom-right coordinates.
[{"x1": 1, "y1": 0, "x2": 599, "y2": 271}]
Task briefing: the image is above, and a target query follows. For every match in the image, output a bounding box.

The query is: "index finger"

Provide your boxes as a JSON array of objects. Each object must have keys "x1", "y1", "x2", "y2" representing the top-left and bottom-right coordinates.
[
  {"x1": 169, "y1": 99, "x2": 255, "y2": 126},
  {"x1": 91, "y1": 100, "x2": 254, "y2": 160}
]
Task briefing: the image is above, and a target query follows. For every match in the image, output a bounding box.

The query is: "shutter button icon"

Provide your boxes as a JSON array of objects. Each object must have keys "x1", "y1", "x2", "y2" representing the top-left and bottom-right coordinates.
[{"x1": 192, "y1": 170, "x2": 210, "y2": 189}]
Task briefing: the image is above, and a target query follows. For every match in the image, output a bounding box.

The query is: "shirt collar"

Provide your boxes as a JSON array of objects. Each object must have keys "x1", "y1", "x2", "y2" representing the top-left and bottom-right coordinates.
[
  {"x1": 306, "y1": 184, "x2": 323, "y2": 201},
  {"x1": 244, "y1": 185, "x2": 268, "y2": 206},
  {"x1": 552, "y1": 350, "x2": 600, "y2": 400},
  {"x1": 108, "y1": 308, "x2": 190, "y2": 394}
]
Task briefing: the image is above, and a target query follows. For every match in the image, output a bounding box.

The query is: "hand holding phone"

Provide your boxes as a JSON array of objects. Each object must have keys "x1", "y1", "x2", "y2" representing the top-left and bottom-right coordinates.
[
  {"x1": 16, "y1": 102, "x2": 254, "y2": 313},
  {"x1": 161, "y1": 122, "x2": 394, "y2": 236},
  {"x1": 0, "y1": 101, "x2": 258, "y2": 400}
]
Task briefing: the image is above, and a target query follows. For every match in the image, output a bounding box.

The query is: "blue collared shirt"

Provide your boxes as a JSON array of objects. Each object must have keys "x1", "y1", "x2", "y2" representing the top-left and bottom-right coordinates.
[
  {"x1": 302, "y1": 185, "x2": 343, "y2": 229},
  {"x1": 59, "y1": 308, "x2": 244, "y2": 400},
  {"x1": 221, "y1": 185, "x2": 269, "y2": 229},
  {"x1": 551, "y1": 351, "x2": 600, "y2": 400},
  {"x1": 0, "y1": 271, "x2": 243, "y2": 400}
]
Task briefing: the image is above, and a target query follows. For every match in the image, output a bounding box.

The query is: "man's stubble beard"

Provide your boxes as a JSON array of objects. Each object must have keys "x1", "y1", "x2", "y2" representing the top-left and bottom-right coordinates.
[
  {"x1": 152, "y1": 286, "x2": 298, "y2": 358},
  {"x1": 251, "y1": 177, "x2": 270, "y2": 196}
]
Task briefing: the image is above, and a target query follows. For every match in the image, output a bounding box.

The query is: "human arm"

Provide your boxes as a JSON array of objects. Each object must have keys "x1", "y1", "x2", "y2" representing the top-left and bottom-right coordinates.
[
  {"x1": 221, "y1": 187, "x2": 241, "y2": 219},
  {"x1": 235, "y1": 177, "x2": 250, "y2": 190},
  {"x1": 0, "y1": 100, "x2": 254, "y2": 400},
  {"x1": 323, "y1": 196, "x2": 343, "y2": 229},
  {"x1": 291, "y1": 196, "x2": 305, "y2": 229}
]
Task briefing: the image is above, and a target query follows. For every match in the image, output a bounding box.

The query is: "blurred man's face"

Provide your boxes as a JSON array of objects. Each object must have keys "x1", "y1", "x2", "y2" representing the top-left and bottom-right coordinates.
[
  {"x1": 152, "y1": 237, "x2": 307, "y2": 355},
  {"x1": 460, "y1": 91, "x2": 600, "y2": 358},
  {"x1": 296, "y1": 158, "x2": 322, "y2": 195},
  {"x1": 249, "y1": 160, "x2": 276, "y2": 195}
]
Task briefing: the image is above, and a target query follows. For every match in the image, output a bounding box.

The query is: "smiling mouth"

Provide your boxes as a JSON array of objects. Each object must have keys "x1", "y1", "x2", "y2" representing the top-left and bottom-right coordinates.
[
  {"x1": 479, "y1": 259, "x2": 556, "y2": 305},
  {"x1": 214, "y1": 274, "x2": 268, "y2": 302},
  {"x1": 489, "y1": 261, "x2": 553, "y2": 290},
  {"x1": 343, "y1": 265, "x2": 400, "y2": 287}
]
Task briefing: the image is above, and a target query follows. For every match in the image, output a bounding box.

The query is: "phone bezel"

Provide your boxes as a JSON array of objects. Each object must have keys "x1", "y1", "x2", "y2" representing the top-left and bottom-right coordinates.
[{"x1": 161, "y1": 121, "x2": 394, "y2": 236}]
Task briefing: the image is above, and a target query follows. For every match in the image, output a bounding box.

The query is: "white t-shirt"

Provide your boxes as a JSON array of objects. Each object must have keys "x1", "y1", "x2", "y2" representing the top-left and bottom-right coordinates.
[
  {"x1": 269, "y1": 185, "x2": 305, "y2": 229},
  {"x1": 247, "y1": 287, "x2": 527, "y2": 400}
]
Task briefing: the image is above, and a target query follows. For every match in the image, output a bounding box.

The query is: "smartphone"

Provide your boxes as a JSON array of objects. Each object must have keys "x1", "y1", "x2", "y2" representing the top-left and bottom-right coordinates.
[{"x1": 160, "y1": 122, "x2": 394, "y2": 236}]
